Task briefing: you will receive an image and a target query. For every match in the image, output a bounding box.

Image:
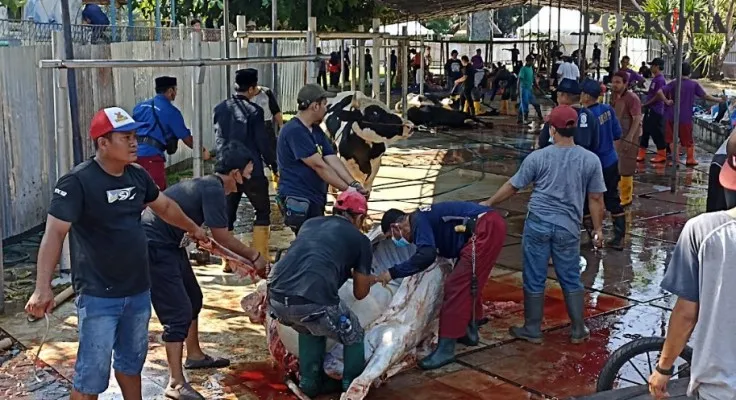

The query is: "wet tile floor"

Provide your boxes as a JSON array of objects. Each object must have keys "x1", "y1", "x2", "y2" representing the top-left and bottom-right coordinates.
[{"x1": 0, "y1": 108, "x2": 710, "y2": 399}]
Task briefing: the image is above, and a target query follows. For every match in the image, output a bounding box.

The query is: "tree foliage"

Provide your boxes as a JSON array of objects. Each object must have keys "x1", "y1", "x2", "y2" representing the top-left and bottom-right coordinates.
[
  {"x1": 494, "y1": 6, "x2": 540, "y2": 36},
  {"x1": 0, "y1": 0, "x2": 26, "y2": 18}
]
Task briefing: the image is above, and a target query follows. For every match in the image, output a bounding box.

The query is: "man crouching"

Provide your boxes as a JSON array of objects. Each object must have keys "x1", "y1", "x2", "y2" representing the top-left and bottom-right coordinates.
[
  {"x1": 142, "y1": 142, "x2": 268, "y2": 400},
  {"x1": 267, "y1": 191, "x2": 378, "y2": 396}
]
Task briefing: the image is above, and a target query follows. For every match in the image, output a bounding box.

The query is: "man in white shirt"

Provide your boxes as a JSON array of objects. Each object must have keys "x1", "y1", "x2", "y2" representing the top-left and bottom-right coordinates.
[{"x1": 557, "y1": 56, "x2": 581, "y2": 82}]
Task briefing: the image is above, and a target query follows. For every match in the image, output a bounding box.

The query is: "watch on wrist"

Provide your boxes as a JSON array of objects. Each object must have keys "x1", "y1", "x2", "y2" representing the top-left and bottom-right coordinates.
[{"x1": 655, "y1": 364, "x2": 674, "y2": 376}]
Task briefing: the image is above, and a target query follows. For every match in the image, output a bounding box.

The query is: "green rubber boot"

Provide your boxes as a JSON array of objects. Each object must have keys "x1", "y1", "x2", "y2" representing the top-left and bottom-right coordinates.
[
  {"x1": 298, "y1": 333, "x2": 326, "y2": 397},
  {"x1": 342, "y1": 340, "x2": 366, "y2": 392}
]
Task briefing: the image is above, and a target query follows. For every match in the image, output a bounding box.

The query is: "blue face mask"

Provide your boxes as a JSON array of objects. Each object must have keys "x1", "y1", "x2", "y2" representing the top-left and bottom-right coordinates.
[{"x1": 392, "y1": 237, "x2": 410, "y2": 248}]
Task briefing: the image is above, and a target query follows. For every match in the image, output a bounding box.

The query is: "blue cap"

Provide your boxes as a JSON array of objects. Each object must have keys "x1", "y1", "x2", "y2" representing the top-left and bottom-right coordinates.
[
  {"x1": 580, "y1": 79, "x2": 602, "y2": 97},
  {"x1": 557, "y1": 79, "x2": 580, "y2": 95}
]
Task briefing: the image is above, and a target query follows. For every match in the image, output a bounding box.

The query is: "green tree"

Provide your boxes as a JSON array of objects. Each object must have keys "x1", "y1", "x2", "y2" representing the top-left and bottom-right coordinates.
[
  {"x1": 0, "y1": 0, "x2": 27, "y2": 18},
  {"x1": 495, "y1": 5, "x2": 540, "y2": 36},
  {"x1": 425, "y1": 19, "x2": 452, "y2": 35}
]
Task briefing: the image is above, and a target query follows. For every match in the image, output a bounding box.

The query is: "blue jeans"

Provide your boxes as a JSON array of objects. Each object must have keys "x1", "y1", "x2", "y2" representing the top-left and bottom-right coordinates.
[
  {"x1": 522, "y1": 213, "x2": 583, "y2": 294},
  {"x1": 73, "y1": 290, "x2": 151, "y2": 395},
  {"x1": 519, "y1": 87, "x2": 539, "y2": 115}
]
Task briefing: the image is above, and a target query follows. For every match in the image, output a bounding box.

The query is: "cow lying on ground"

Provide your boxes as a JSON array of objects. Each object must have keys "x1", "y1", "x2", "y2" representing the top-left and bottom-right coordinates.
[
  {"x1": 395, "y1": 93, "x2": 455, "y2": 113},
  {"x1": 406, "y1": 105, "x2": 495, "y2": 129},
  {"x1": 322, "y1": 91, "x2": 414, "y2": 193}
]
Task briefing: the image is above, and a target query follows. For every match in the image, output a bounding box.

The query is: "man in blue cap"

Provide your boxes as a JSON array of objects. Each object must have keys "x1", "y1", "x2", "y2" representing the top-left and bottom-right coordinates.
[
  {"x1": 134, "y1": 76, "x2": 210, "y2": 190},
  {"x1": 580, "y1": 79, "x2": 627, "y2": 249},
  {"x1": 214, "y1": 68, "x2": 277, "y2": 265},
  {"x1": 538, "y1": 78, "x2": 599, "y2": 153}
]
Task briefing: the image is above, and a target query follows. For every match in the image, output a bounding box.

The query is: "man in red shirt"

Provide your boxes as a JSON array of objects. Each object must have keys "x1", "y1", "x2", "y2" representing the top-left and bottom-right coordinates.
[{"x1": 611, "y1": 71, "x2": 643, "y2": 208}]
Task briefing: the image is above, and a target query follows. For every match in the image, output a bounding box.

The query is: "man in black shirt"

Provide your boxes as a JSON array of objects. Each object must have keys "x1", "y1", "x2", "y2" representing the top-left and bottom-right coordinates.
[
  {"x1": 268, "y1": 191, "x2": 377, "y2": 397},
  {"x1": 26, "y1": 107, "x2": 206, "y2": 399},
  {"x1": 364, "y1": 49, "x2": 373, "y2": 82},
  {"x1": 504, "y1": 44, "x2": 520, "y2": 65},
  {"x1": 214, "y1": 68, "x2": 277, "y2": 266},
  {"x1": 390, "y1": 49, "x2": 398, "y2": 86},
  {"x1": 143, "y1": 142, "x2": 268, "y2": 399},
  {"x1": 444, "y1": 49, "x2": 463, "y2": 92},
  {"x1": 453, "y1": 56, "x2": 477, "y2": 116},
  {"x1": 592, "y1": 43, "x2": 602, "y2": 80}
]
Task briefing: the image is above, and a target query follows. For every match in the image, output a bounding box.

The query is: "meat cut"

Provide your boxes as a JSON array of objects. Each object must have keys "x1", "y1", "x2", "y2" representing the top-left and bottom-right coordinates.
[
  {"x1": 195, "y1": 238, "x2": 264, "y2": 280},
  {"x1": 240, "y1": 227, "x2": 452, "y2": 400}
]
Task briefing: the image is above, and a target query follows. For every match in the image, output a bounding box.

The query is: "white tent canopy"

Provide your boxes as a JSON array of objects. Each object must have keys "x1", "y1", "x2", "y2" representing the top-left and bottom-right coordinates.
[
  {"x1": 375, "y1": 21, "x2": 434, "y2": 36},
  {"x1": 516, "y1": 6, "x2": 603, "y2": 36}
]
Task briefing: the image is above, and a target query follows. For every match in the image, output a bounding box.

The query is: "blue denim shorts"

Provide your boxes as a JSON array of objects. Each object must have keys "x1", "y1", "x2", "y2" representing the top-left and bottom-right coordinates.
[{"x1": 73, "y1": 290, "x2": 152, "y2": 395}]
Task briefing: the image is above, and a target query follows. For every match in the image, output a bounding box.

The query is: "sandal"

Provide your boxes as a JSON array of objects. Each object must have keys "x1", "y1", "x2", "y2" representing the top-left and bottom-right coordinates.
[
  {"x1": 165, "y1": 383, "x2": 205, "y2": 400},
  {"x1": 184, "y1": 354, "x2": 230, "y2": 370}
]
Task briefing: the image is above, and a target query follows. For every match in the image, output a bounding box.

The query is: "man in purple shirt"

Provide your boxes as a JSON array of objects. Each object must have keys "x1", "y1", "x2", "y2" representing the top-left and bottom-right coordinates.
[
  {"x1": 663, "y1": 63, "x2": 723, "y2": 166},
  {"x1": 638, "y1": 58, "x2": 669, "y2": 163},
  {"x1": 620, "y1": 56, "x2": 645, "y2": 88},
  {"x1": 471, "y1": 49, "x2": 484, "y2": 69}
]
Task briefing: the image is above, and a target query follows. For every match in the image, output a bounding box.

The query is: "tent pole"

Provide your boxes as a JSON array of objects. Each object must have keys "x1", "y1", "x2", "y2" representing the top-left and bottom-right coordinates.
[{"x1": 670, "y1": 0, "x2": 685, "y2": 193}]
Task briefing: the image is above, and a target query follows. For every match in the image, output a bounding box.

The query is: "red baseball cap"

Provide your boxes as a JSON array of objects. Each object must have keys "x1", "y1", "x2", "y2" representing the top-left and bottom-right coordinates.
[
  {"x1": 334, "y1": 190, "x2": 368, "y2": 215},
  {"x1": 89, "y1": 107, "x2": 147, "y2": 140},
  {"x1": 545, "y1": 105, "x2": 578, "y2": 129},
  {"x1": 719, "y1": 134, "x2": 736, "y2": 191}
]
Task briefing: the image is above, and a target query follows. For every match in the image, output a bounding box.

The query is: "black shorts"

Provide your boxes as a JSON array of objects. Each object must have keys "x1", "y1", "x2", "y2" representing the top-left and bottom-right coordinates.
[{"x1": 149, "y1": 245, "x2": 203, "y2": 342}]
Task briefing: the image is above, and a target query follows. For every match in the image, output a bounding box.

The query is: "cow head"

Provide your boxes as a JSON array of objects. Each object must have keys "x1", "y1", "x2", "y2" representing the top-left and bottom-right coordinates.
[{"x1": 324, "y1": 92, "x2": 413, "y2": 145}]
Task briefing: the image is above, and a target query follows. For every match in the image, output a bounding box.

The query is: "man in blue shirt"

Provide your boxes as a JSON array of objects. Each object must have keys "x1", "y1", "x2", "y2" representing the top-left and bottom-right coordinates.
[
  {"x1": 580, "y1": 79, "x2": 627, "y2": 249},
  {"x1": 133, "y1": 76, "x2": 210, "y2": 190},
  {"x1": 277, "y1": 84, "x2": 368, "y2": 233},
  {"x1": 379, "y1": 202, "x2": 507, "y2": 370},
  {"x1": 482, "y1": 105, "x2": 607, "y2": 346},
  {"x1": 81, "y1": 4, "x2": 109, "y2": 44},
  {"x1": 538, "y1": 79, "x2": 599, "y2": 153},
  {"x1": 213, "y1": 69, "x2": 277, "y2": 263}
]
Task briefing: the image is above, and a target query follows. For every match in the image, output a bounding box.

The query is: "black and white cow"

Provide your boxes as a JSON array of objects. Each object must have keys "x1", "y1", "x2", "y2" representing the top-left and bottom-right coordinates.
[
  {"x1": 322, "y1": 91, "x2": 414, "y2": 192},
  {"x1": 395, "y1": 93, "x2": 497, "y2": 128}
]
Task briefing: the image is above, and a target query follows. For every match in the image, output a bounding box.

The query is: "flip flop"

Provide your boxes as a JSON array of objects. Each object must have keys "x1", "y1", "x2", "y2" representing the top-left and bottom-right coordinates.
[
  {"x1": 184, "y1": 354, "x2": 230, "y2": 370},
  {"x1": 165, "y1": 383, "x2": 205, "y2": 400}
]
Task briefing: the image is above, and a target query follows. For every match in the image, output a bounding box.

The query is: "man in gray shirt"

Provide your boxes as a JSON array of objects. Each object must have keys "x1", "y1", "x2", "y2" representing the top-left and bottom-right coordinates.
[
  {"x1": 649, "y1": 134, "x2": 736, "y2": 400},
  {"x1": 482, "y1": 105, "x2": 607, "y2": 345}
]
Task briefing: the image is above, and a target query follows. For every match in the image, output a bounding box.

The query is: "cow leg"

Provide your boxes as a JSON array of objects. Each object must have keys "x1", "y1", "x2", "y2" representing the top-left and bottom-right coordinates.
[
  {"x1": 342, "y1": 157, "x2": 367, "y2": 187},
  {"x1": 363, "y1": 155, "x2": 382, "y2": 193}
]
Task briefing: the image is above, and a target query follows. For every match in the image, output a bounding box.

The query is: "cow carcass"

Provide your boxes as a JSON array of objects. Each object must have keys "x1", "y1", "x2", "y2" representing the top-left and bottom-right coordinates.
[
  {"x1": 241, "y1": 227, "x2": 451, "y2": 400},
  {"x1": 406, "y1": 105, "x2": 495, "y2": 129},
  {"x1": 394, "y1": 93, "x2": 456, "y2": 113},
  {"x1": 322, "y1": 92, "x2": 414, "y2": 192}
]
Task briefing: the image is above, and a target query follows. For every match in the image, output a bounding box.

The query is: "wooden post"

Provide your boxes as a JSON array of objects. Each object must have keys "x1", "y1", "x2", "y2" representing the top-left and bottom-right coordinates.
[{"x1": 191, "y1": 31, "x2": 204, "y2": 178}]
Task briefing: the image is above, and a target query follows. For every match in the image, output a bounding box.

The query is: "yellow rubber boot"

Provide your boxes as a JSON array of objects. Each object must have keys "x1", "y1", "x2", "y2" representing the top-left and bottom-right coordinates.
[
  {"x1": 474, "y1": 101, "x2": 483, "y2": 115},
  {"x1": 500, "y1": 100, "x2": 508, "y2": 115},
  {"x1": 508, "y1": 101, "x2": 518, "y2": 116},
  {"x1": 271, "y1": 171, "x2": 279, "y2": 191},
  {"x1": 619, "y1": 176, "x2": 634, "y2": 207},
  {"x1": 252, "y1": 226, "x2": 271, "y2": 262}
]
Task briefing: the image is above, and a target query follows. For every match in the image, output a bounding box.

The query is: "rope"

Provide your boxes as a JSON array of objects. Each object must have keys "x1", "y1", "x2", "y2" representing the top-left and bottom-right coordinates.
[{"x1": 32, "y1": 313, "x2": 50, "y2": 382}]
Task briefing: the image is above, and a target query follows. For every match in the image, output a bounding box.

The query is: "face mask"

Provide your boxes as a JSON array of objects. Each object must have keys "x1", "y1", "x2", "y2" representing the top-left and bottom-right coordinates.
[{"x1": 392, "y1": 237, "x2": 410, "y2": 248}]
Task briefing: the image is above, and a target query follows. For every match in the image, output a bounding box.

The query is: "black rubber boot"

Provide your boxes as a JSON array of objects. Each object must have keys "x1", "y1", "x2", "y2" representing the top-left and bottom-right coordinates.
[
  {"x1": 342, "y1": 340, "x2": 366, "y2": 391},
  {"x1": 606, "y1": 215, "x2": 626, "y2": 251},
  {"x1": 534, "y1": 104, "x2": 544, "y2": 120},
  {"x1": 517, "y1": 111, "x2": 524, "y2": 124},
  {"x1": 564, "y1": 290, "x2": 590, "y2": 344},
  {"x1": 509, "y1": 291, "x2": 544, "y2": 344},
  {"x1": 457, "y1": 322, "x2": 479, "y2": 346},
  {"x1": 298, "y1": 333, "x2": 326, "y2": 397},
  {"x1": 418, "y1": 338, "x2": 456, "y2": 370}
]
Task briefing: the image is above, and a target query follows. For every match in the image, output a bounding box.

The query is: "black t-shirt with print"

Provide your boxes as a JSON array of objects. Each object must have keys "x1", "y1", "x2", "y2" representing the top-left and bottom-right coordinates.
[{"x1": 48, "y1": 160, "x2": 160, "y2": 298}]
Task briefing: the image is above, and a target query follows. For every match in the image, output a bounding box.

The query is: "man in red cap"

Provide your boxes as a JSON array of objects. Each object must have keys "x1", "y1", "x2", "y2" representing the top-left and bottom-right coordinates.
[
  {"x1": 26, "y1": 107, "x2": 207, "y2": 400},
  {"x1": 482, "y1": 105, "x2": 606, "y2": 346},
  {"x1": 267, "y1": 190, "x2": 379, "y2": 397},
  {"x1": 648, "y1": 130, "x2": 736, "y2": 400},
  {"x1": 379, "y1": 200, "x2": 507, "y2": 370}
]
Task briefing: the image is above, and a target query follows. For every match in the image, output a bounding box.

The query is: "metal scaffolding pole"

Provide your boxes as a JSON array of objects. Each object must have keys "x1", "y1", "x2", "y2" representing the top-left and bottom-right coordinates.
[
  {"x1": 578, "y1": 0, "x2": 583, "y2": 67},
  {"x1": 191, "y1": 31, "x2": 204, "y2": 178},
  {"x1": 236, "y1": 16, "x2": 247, "y2": 71},
  {"x1": 385, "y1": 40, "x2": 391, "y2": 106},
  {"x1": 612, "y1": 0, "x2": 622, "y2": 77},
  {"x1": 372, "y1": 18, "x2": 381, "y2": 99},
  {"x1": 40, "y1": 55, "x2": 330, "y2": 69},
  {"x1": 51, "y1": 32, "x2": 72, "y2": 275},
  {"x1": 272, "y1": 0, "x2": 278, "y2": 101},
  {"x1": 358, "y1": 25, "x2": 366, "y2": 94},
  {"x1": 224, "y1": 0, "x2": 231, "y2": 89},
  {"x1": 351, "y1": 39, "x2": 357, "y2": 92},
  {"x1": 401, "y1": 26, "x2": 409, "y2": 119},
  {"x1": 670, "y1": 0, "x2": 685, "y2": 193},
  {"x1": 419, "y1": 35, "x2": 425, "y2": 95}
]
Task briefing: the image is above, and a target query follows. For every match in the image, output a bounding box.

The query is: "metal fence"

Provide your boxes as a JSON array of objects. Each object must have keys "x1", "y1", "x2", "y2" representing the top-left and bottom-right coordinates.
[
  {"x1": 0, "y1": 19, "x2": 223, "y2": 45},
  {"x1": 0, "y1": 37, "x2": 310, "y2": 239}
]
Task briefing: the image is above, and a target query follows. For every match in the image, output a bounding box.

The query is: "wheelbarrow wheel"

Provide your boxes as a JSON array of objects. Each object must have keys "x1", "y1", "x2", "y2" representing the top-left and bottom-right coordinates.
[{"x1": 596, "y1": 336, "x2": 692, "y2": 392}]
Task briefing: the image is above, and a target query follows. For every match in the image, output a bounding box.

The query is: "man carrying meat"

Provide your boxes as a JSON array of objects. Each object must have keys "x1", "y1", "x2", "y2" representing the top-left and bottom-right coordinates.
[
  {"x1": 133, "y1": 76, "x2": 210, "y2": 189},
  {"x1": 214, "y1": 68, "x2": 277, "y2": 264},
  {"x1": 26, "y1": 107, "x2": 207, "y2": 400},
  {"x1": 142, "y1": 142, "x2": 268, "y2": 400},
  {"x1": 378, "y1": 202, "x2": 507, "y2": 370},
  {"x1": 277, "y1": 84, "x2": 368, "y2": 233},
  {"x1": 482, "y1": 105, "x2": 606, "y2": 346},
  {"x1": 268, "y1": 191, "x2": 377, "y2": 397}
]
